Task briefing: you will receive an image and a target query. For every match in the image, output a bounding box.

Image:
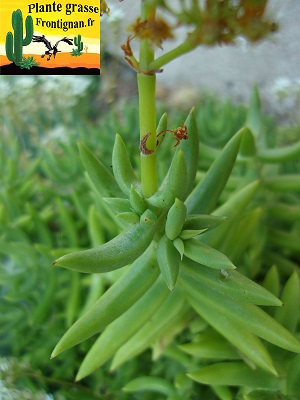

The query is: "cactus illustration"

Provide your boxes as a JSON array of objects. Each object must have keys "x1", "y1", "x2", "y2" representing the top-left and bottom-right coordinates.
[
  {"x1": 74, "y1": 34, "x2": 83, "y2": 54},
  {"x1": 84, "y1": 45, "x2": 88, "y2": 53},
  {"x1": 5, "y1": 9, "x2": 34, "y2": 67}
]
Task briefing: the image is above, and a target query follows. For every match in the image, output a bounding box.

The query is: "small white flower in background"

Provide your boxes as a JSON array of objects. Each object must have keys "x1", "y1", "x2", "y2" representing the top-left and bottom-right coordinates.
[
  {"x1": 41, "y1": 76, "x2": 91, "y2": 97},
  {"x1": 0, "y1": 79, "x2": 10, "y2": 99},
  {"x1": 0, "y1": 77, "x2": 35, "y2": 100},
  {"x1": 41, "y1": 125, "x2": 71, "y2": 145},
  {"x1": 17, "y1": 76, "x2": 36, "y2": 88},
  {"x1": 36, "y1": 76, "x2": 92, "y2": 110},
  {"x1": 102, "y1": 4, "x2": 124, "y2": 24},
  {"x1": 235, "y1": 36, "x2": 248, "y2": 52},
  {"x1": 271, "y1": 77, "x2": 300, "y2": 122},
  {"x1": 272, "y1": 77, "x2": 300, "y2": 99},
  {"x1": 0, "y1": 357, "x2": 55, "y2": 400},
  {"x1": 1, "y1": 76, "x2": 92, "y2": 109},
  {"x1": 272, "y1": 77, "x2": 293, "y2": 95},
  {"x1": 53, "y1": 75, "x2": 91, "y2": 96}
]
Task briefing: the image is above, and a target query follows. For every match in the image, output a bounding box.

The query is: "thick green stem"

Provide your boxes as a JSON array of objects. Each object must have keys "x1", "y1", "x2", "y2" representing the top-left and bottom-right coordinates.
[
  {"x1": 138, "y1": 74, "x2": 158, "y2": 197},
  {"x1": 138, "y1": 1, "x2": 158, "y2": 197},
  {"x1": 138, "y1": 73, "x2": 158, "y2": 197}
]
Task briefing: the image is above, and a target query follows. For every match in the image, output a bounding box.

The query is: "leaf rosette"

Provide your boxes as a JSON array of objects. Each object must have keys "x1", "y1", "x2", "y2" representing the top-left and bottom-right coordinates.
[{"x1": 52, "y1": 105, "x2": 300, "y2": 385}]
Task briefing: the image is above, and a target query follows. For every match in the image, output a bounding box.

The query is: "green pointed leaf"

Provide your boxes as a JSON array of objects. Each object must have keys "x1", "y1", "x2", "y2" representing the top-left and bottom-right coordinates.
[
  {"x1": 117, "y1": 211, "x2": 139, "y2": 224},
  {"x1": 182, "y1": 273, "x2": 300, "y2": 354},
  {"x1": 182, "y1": 214, "x2": 227, "y2": 232},
  {"x1": 182, "y1": 277, "x2": 277, "y2": 375},
  {"x1": 179, "y1": 330, "x2": 240, "y2": 360},
  {"x1": 274, "y1": 271, "x2": 300, "y2": 333},
  {"x1": 286, "y1": 354, "x2": 300, "y2": 396},
  {"x1": 157, "y1": 235, "x2": 181, "y2": 291},
  {"x1": 177, "y1": 108, "x2": 199, "y2": 195},
  {"x1": 129, "y1": 185, "x2": 147, "y2": 214},
  {"x1": 51, "y1": 246, "x2": 159, "y2": 358},
  {"x1": 173, "y1": 237, "x2": 184, "y2": 260},
  {"x1": 214, "y1": 180, "x2": 260, "y2": 217},
  {"x1": 152, "y1": 310, "x2": 194, "y2": 361},
  {"x1": 140, "y1": 208, "x2": 158, "y2": 225},
  {"x1": 123, "y1": 376, "x2": 178, "y2": 397},
  {"x1": 103, "y1": 198, "x2": 132, "y2": 214},
  {"x1": 78, "y1": 141, "x2": 123, "y2": 197},
  {"x1": 53, "y1": 216, "x2": 157, "y2": 273},
  {"x1": 269, "y1": 203, "x2": 300, "y2": 224},
  {"x1": 158, "y1": 345, "x2": 192, "y2": 368},
  {"x1": 265, "y1": 251, "x2": 298, "y2": 277},
  {"x1": 264, "y1": 175, "x2": 300, "y2": 192},
  {"x1": 182, "y1": 258, "x2": 282, "y2": 306},
  {"x1": 88, "y1": 204, "x2": 105, "y2": 247},
  {"x1": 111, "y1": 290, "x2": 187, "y2": 370},
  {"x1": 269, "y1": 230, "x2": 300, "y2": 254},
  {"x1": 244, "y1": 391, "x2": 293, "y2": 400},
  {"x1": 179, "y1": 229, "x2": 206, "y2": 240},
  {"x1": 246, "y1": 86, "x2": 263, "y2": 138},
  {"x1": 188, "y1": 362, "x2": 279, "y2": 389},
  {"x1": 112, "y1": 133, "x2": 140, "y2": 196},
  {"x1": 148, "y1": 149, "x2": 188, "y2": 208},
  {"x1": 258, "y1": 140, "x2": 300, "y2": 163},
  {"x1": 220, "y1": 208, "x2": 263, "y2": 263},
  {"x1": 199, "y1": 143, "x2": 221, "y2": 162},
  {"x1": 200, "y1": 181, "x2": 260, "y2": 247},
  {"x1": 186, "y1": 128, "x2": 244, "y2": 214},
  {"x1": 156, "y1": 112, "x2": 168, "y2": 149},
  {"x1": 263, "y1": 266, "x2": 280, "y2": 299},
  {"x1": 240, "y1": 127, "x2": 256, "y2": 157},
  {"x1": 211, "y1": 385, "x2": 233, "y2": 400},
  {"x1": 56, "y1": 198, "x2": 78, "y2": 247},
  {"x1": 76, "y1": 278, "x2": 169, "y2": 380},
  {"x1": 183, "y1": 239, "x2": 236, "y2": 270},
  {"x1": 165, "y1": 198, "x2": 187, "y2": 240}
]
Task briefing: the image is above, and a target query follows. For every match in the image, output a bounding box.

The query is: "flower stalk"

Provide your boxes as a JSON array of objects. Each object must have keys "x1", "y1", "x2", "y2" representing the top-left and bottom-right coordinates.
[
  {"x1": 138, "y1": 2, "x2": 158, "y2": 197},
  {"x1": 148, "y1": 40, "x2": 195, "y2": 71}
]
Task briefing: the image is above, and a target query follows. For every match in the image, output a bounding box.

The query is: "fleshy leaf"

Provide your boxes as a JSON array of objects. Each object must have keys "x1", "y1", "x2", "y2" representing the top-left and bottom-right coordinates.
[
  {"x1": 186, "y1": 128, "x2": 244, "y2": 214},
  {"x1": 78, "y1": 141, "x2": 123, "y2": 197},
  {"x1": 51, "y1": 246, "x2": 159, "y2": 358},
  {"x1": 182, "y1": 278, "x2": 277, "y2": 375},
  {"x1": 123, "y1": 376, "x2": 178, "y2": 397},
  {"x1": 112, "y1": 133, "x2": 140, "y2": 196},
  {"x1": 188, "y1": 362, "x2": 279, "y2": 389},
  {"x1": 274, "y1": 271, "x2": 300, "y2": 333},
  {"x1": 176, "y1": 108, "x2": 199, "y2": 195},
  {"x1": 76, "y1": 278, "x2": 168, "y2": 380},
  {"x1": 157, "y1": 235, "x2": 181, "y2": 291},
  {"x1": 182, "y1": 258, "x2": 282, "y2": 306},
  {"x1": 183, "y1": 239, "x2": 236, "y2": 270},
  {"x1": 165, "y1": 198, "x2": 187, "y2": 240},
  {"x1": 179, "y1": 330, "x2": 240, "y2": 360},
  {"x1": 286, "y1": 354, "x2": 300, "y2": 396},
  {"x1": 111, "y1": 290, "x2": 187, "y2": 370},
  {"x1": 182, "y1": 273, "x2": 300, "y2": 354}
]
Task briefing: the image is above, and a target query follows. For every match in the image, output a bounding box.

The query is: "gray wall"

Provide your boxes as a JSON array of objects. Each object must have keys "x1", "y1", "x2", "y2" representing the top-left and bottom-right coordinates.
[{"x1": 103, "y1": 0, "x2": 300, "y2": 113}]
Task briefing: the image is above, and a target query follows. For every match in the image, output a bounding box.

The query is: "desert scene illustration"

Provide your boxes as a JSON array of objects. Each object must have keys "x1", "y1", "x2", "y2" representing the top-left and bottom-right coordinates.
[
  {"x1": 1, "y1": 38, "x2": 100, "y2": 74},
  {"x1": 0, "y1": 4, "x2": 100, "y2": 75}
]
